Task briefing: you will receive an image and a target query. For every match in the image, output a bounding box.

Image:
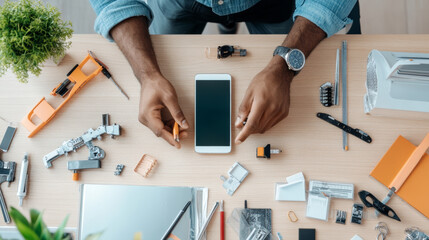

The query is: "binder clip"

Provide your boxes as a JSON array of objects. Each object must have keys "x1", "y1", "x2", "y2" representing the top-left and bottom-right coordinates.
[
  {"x1": 351, "y1": 203, "x2": 364, "y2": 224},
  {"x1": 320, "y1": 82, "x2": 334, "y2": 107}
]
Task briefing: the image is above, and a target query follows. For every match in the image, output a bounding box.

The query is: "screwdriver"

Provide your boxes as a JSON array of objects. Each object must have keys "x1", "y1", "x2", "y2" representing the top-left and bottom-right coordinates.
[{"x1": 88, "y1": 51, "x2": 130, "y2": 100}]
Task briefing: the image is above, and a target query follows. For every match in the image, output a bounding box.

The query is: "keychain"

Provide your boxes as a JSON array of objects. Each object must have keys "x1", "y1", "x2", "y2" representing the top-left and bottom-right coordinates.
[{"x1": 375, "y1": 222, "x2": 389, "y2": 240}]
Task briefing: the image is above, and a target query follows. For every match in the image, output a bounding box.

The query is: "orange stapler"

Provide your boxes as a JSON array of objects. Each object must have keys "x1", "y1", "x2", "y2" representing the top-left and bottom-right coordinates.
[{"x1": 21, "y1": 52, "x2": 104, "y2": 137}]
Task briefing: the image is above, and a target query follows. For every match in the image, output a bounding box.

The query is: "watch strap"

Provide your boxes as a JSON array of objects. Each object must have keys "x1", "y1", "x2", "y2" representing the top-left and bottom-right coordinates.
[
  {"x1": 273, "y1": 46, "x2": 290, "y2": 58},
  {"x1": 273, "y1": 46, "x2": 299, "y2": 76}
]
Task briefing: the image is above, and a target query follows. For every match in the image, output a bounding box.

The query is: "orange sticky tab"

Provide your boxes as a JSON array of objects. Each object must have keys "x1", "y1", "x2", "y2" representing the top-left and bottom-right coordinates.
[{"x1": 257, "y1": 147, "x2": 264, "y2": 157}]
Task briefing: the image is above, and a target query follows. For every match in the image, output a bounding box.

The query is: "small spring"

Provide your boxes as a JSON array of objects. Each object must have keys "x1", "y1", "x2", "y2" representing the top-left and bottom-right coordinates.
[{"x1": 320, "y1": 82, "x2": 334, "y2": 107}]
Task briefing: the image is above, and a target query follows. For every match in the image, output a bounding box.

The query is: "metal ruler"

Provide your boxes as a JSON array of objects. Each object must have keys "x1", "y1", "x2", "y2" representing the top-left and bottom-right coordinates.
[
  {"x1": 341, "y1": 40, "x2": 348, "y2": 151},
  {"x1": 309, "y1": 180, "x2": 354, "y2": 199}
]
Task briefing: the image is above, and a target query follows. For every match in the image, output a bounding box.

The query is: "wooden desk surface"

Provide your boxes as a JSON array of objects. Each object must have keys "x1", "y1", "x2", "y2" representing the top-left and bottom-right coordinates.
[{"x1": 1, "y1": 34, "x2": 429, "y2": 239}]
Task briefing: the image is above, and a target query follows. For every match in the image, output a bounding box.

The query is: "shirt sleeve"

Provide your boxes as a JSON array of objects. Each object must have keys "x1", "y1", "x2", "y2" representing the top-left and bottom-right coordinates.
[
  {"x1": 90, "y1": 0, "x2": 153, "y2": 42},
  {"x1": 293, "y1": 0, "x2": 357, "y2": 37}
]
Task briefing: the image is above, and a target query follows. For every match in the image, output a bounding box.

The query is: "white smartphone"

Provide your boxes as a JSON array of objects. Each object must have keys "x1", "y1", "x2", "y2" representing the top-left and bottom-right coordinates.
[{"x1": 195, "y1": 74, "x2": 231, "y2": 153}]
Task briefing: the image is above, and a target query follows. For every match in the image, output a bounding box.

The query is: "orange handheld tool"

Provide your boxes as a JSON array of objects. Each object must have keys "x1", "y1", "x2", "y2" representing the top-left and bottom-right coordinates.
[{"x1": 21, "y1": 52, "x2": 104, "y2": 138}]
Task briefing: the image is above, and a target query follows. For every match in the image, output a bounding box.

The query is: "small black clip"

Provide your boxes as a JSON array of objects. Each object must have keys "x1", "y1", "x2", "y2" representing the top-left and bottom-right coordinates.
[
  {"x1": 55, "y1": 79, "x2": 72, "y2": 97},
  {"x1": 358, "y1": 190, "x2": 401, "y2": 221}
]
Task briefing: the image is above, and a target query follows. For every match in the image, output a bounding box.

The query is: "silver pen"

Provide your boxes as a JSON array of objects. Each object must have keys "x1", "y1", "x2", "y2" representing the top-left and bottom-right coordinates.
[
  {"x1": 197, "y1": 201, "x2": 219, "y2": 240},
  {"x1": 17, "y1": 153, "x2": 28, "y2": 206}
]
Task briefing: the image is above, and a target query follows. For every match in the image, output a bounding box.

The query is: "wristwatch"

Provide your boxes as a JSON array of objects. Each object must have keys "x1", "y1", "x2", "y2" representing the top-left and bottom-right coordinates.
[{"x1": 273, "y1": 46, "x2": 305, "y2": 75}]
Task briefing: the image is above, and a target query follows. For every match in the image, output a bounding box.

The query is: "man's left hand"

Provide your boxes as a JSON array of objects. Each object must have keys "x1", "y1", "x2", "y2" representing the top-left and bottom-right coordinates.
[{"x1": 234, "y1": 56, "x2": 293, "y2": 144}]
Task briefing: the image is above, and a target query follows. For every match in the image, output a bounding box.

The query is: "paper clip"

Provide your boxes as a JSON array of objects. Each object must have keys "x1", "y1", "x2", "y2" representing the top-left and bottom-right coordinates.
[{"x1": 288, "y1": 210, "x2": 298, "y2": 222}]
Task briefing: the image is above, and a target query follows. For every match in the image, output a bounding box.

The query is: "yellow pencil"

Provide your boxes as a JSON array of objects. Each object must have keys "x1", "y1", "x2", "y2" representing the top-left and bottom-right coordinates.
[{"x1": 173, "y1": 122, "x2": 179, "y2": 142}]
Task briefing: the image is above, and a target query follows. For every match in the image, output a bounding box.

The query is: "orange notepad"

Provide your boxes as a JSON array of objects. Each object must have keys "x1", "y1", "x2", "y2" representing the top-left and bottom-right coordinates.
[{"x1": 370, "y1": 134, "x2": 429, "y2": 219}]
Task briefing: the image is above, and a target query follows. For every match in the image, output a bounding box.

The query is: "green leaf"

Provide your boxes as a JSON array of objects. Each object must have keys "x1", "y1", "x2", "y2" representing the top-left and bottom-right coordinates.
[
  {"x1": 85, "y1": 231, "x2": 103, "y2": 240},
  {"x1": 53, "y1": 214, "x2": 69, "y2": 240},
  {"x1": 15, "y1": 221, "x2": 40, "y2": 240},
  {"x1": 10, "y1": 207, "x2": 31, "y2": 229},
  {"x1": 41, "y1": 227, "x2": 53, "y2": 240},
  {"x1": 33, "y1": 210, "x2": 48, "y2": 237},
  {"x1": 29, "y1": 209, "x2": 41, "y2": 226}
]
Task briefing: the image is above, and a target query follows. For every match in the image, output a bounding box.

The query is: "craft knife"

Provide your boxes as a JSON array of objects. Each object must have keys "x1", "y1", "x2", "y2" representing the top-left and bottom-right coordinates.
[{"x1": 317, "y1": 112, "x2": 372, "y2": 143}]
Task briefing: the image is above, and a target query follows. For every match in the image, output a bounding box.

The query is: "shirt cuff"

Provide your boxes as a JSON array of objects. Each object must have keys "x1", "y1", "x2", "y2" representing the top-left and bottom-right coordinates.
[
  {"x1": 293, "y1": 0, "x2": 354, "y2": 37},
  {"x1": 94, "y1": 0, "x2": 153, "y2": 42}
]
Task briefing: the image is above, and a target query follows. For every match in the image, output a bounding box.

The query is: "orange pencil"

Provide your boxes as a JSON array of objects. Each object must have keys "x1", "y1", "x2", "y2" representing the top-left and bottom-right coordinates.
[{"x1": 173, "y1": 122, "x2": 179, "y2": 142}]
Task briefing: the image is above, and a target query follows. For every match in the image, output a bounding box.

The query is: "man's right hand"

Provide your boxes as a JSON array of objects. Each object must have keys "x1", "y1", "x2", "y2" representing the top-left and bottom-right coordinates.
[
  {"x1": 110, "y1": 17, "x2": 189, "y2": 148},
  {"x1": 138, "y1": 72, "x2": 189, "y2": 148}
]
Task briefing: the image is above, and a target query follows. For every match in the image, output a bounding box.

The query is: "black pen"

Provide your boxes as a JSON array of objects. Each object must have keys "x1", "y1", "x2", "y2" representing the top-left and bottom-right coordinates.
[{"x1": 161, "y1": 201, "x2": 192, "y2": 240}]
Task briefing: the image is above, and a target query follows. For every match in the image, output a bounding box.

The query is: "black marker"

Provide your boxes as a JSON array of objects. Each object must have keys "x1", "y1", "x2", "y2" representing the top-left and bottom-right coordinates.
[{"x1": 161, "y1": 201, "x2": 192, "y2": 240}]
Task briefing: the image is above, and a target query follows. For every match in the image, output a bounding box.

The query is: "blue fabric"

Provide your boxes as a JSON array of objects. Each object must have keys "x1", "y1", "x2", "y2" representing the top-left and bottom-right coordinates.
[
  {"x1": 90, "y1": 0, "x2": 356, "y2": 41},
  {"x1": 293, "y1": 0, "x2": 356, "y2": 37},
  {"x1": 197, "y1": 0, "x2": 260, "y2": 16},
  {"x1": 89, "y1": 0, "x2": 153, "y2": 41}
]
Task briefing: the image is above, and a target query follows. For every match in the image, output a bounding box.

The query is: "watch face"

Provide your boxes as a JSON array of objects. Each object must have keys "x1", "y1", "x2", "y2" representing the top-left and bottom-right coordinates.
[{"x1": 287, "y1": 49, "x2": 305, "y2": 71}]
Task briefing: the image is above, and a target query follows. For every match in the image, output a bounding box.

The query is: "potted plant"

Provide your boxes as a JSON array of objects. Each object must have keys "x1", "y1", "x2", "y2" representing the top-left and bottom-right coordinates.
[
  {"x1": 0, "y1": 0, "x2": 73, "y2": 83},
  {"x1": 4, "y1": 207, "x2": 102, "y2": 240}
]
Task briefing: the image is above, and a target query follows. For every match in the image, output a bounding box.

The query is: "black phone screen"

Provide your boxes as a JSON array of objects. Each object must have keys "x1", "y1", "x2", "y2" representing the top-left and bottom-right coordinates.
[{"x1": 195, "y1": 80, "x2": 230, "y2": 146}]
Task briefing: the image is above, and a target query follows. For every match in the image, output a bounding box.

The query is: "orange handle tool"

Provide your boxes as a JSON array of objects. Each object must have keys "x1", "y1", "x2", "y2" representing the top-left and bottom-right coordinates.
[{"x1": 21, "y1": 53, "x2": 103, "y2": 138}]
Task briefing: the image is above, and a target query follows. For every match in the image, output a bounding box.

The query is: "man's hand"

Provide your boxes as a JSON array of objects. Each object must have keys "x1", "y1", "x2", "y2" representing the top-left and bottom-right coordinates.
[
  {"x1": 235, "y1": 57, "x2": 293, "y2": 144},
  {"x1": 111, "y1": 16, "x2": 189, "y2": 148},
  {"x1": 138, "y1": 72, "x2": 189, "y2": 148},
  {"x1": 235, "y1": 16, "x2": 326, "y2": 144}
]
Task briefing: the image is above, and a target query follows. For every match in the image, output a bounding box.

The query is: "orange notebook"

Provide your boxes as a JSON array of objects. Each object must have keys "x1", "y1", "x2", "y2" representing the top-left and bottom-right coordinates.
[{"x1": 370, "y1": 134, "x2": 429, "y2": 219}]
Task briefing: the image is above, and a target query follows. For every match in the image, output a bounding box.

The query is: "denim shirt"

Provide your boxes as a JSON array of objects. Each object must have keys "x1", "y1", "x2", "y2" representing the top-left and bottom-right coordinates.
[{"x1": 90, "y1": 0, "x2": 356, "y2": 41}]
